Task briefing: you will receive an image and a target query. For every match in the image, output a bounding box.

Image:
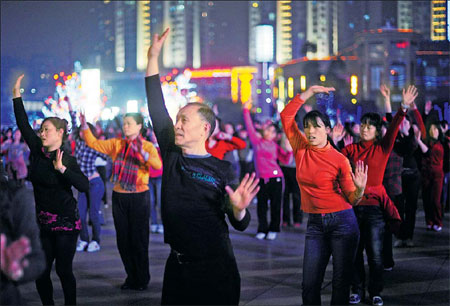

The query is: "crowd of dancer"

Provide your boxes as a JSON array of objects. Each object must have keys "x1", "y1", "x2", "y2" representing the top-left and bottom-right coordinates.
[{"x1": 1, "y1": 27, "x2": 449, "y2": 305}]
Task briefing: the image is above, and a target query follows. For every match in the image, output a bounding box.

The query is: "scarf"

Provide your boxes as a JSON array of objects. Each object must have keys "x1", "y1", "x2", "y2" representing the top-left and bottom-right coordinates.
[{"x1": 112, "y1": 136, "x2": 143, "y2": 191}]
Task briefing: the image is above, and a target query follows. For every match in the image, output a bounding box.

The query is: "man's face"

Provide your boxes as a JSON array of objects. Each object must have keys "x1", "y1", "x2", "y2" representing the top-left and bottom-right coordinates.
[{"x1": 174, "y1": 105, "x2": 209, "y2": 148}]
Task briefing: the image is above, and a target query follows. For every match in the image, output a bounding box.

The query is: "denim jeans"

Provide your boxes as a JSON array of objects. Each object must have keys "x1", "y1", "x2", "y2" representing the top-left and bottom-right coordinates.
[
  {"x1": 352, "y1": 205, "x2": 385, "y2": 299},
  {"x1": 149, "y1": 176, "x2": 162, "y2": 225},
  {"x1": 302, "y1": 208, "x2": 360, "y2": 305},
  {"x1": 78, "y1": 177, "x2": 104, "y2": 242}
]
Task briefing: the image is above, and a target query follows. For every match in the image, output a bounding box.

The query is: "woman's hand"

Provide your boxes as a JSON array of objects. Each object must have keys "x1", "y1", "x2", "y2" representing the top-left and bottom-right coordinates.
[
  {"x1": 226, "y1": 173, "x2": 260, "y2": 221},
  {"x1": 402, "y1": 85, "x2": 418, "y2": 108},
  {"x1": 343, "y1": 134, "x2": 353, "y2": 147},
  {"x1": 79, "y1": 111, "x2": 88, "y2": 130},
  {"x1": 13, "y1": 74, "x2": 25, "y2": 98},
  {"x1": 380, "y1": 84, "x2": 390, "y2": 99},
  {"x1": 299, "y1": 85, "x2": 335, "y2": 102},
  {"x1": 332, "y1": 123, "x2": 345, "y2": 143},
  {"x1": 351, "y1": 160, "x2": 368, "y2": 191},
  {"x1": 53, "y1": 149, "x2": 66, "y2": 173}
]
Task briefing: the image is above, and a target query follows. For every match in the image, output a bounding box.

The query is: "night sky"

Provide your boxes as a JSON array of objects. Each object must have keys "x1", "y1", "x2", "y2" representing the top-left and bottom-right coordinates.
[{"x1": 1, "y1": 1, "x2": 97, "y2": 63}]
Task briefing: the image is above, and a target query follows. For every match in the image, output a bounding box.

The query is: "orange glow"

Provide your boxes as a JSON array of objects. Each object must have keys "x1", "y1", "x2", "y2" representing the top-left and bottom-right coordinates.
[{"x1": 59, "y1": 72, "x2": 65, "y2": 77}]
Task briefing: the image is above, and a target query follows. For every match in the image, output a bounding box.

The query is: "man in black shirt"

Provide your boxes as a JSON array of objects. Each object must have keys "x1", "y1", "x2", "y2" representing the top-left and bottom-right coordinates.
[{"x1": 145, "y1": 28, "x2": 259, "y2": 305}]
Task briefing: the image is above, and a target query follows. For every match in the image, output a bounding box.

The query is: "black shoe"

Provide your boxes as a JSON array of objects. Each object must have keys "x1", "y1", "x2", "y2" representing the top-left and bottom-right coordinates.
[
  {"x1": 133, "y1": 285, "x2": 148, "y2": 291},
  {"x1": 120, "y1": 283, "x2": 132, "y2": 290}
]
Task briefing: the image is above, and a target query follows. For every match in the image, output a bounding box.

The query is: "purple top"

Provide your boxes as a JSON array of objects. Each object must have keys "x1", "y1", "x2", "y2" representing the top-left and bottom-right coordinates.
[{"x1": 243, "y1": 108, "x2": 291, "y2": 179}]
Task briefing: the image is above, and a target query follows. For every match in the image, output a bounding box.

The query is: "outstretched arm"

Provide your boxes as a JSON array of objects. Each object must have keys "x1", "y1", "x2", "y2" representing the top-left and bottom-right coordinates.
[
  {"x1": 12, "y1": 75, "x2": 41, "y2": 154},
  {"x1": 280, "y1": 85, "x2": 334, "y2": 152},
  {"x1": 145, "y1": 28, "x2": 175, "y2": 154}
]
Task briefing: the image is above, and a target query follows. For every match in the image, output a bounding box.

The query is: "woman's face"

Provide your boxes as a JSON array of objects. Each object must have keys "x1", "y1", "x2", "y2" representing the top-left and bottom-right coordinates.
[
  {"x1": 263, "y1": 125, "x2": 277, "y2": 141},
  {"x1": 13, "y1": 130, "x2": 21, "y2": 141},
  {"x1": 39, "y1": 121, "x2": 63, "y2": 149},
  {"x1": 304, "y1": 117, "x2": 329, "y2": 148},
  {"x1": 400, "y1": 118, "x2": 411, "y2": 135},
  {"x1": 429, "y1": 124, "x2": 439, "y2": 140},
  {"x1": 360, "y1": 123, "x2": 377, "y2": 142},
  {"x1": 122, "y1": 116, "x2": 142, "y2": 139}
]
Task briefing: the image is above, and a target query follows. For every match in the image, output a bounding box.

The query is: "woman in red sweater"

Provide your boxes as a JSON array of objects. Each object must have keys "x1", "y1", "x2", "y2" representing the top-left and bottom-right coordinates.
[
  {"x1": 341, "y1": 86, "x2": 417, "y2": 306},
  {"x1": 281, "y1": 85, "x2": 368, "y2": 305},
  {"x1": 416, "y1": 119, "x2": 444, "y2": 231}
]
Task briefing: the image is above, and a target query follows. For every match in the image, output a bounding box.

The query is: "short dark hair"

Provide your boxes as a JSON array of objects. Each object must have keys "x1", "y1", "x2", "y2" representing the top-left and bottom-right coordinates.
[
  {"x1": 360, "y1": 112, "x2": 382, "y2": 142},
  {"x1": 303, "y1": 110, "x2": 332, "y2": 129},
  {"x1": 42, "y1": 117, "x2": 69, "y2": 141},
  {"x1": 124, "y1": 113, "x2": 144, "y2": 126},
  {"x1": 186, "y1": 102, "x2": 216, "y2": 138}
]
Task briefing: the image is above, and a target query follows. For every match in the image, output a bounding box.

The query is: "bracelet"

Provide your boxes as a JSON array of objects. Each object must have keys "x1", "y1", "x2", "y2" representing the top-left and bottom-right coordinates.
[{"x1": 401, "y1": 103, "x2": 410, "y2": 110}]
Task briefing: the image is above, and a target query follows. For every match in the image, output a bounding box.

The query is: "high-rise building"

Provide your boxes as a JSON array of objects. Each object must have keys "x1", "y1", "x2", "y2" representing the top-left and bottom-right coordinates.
[
  {"x1": 398, "y1": 1, "x2": 413, "y2": 30},
  {"x1": 412, "y1": 1, "x2": 432, "y2": 39},
  {"x1": 431, "y1": 0, "x2": 449, "y2": 41},
  {"x1": 306, "y1": 1, "x2": 335, "y2": 58}
]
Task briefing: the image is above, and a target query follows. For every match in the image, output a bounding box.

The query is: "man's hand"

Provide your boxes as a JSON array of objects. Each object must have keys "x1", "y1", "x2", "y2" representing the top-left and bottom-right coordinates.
[
  {"x1": 147, "y1": 28, "x2": 170, "y2": 60},
  {"x1": 13, "y1": 74, "x2": 25, "y2": 98},
  {"x1": 225, "y1": 173, "x2": 260, "y2": 221}
]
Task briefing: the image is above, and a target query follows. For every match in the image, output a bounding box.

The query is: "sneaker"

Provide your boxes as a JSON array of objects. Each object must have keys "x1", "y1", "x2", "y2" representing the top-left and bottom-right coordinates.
[
  {"x1": 157, "y1": 224, "x2": 164, "y2": 234},
  {"x1": 150, "y1": 224, "x2": 158, "y2": 233},
  {"x1": 372, "y1": 296, "x2": 383, "y2": 306},
  {"x1": 432, "y1": 225, "x2": 442, "y2": 232},
  {"x1": 405, "y1": 239, "x2": 415, "y2": 247},
  {"x1": 394, "y1": 239, "x2": 406, "y2": 248},
  {"x1": 266, "y1": 232, "x2": 277, "y2": 240},
  {"x1": 383, "y1": 266, "x2": 393, "y2": 271},
  {"x1": 87, "y1": 241, "x2": 101, "y2": 252},
  {"x1": 76, "y1": 240, "x2": 88, "y2": 252},
  {"x1": 349, "y1": 293, "x2": 361, "y2": 304},
  {"x1": 255, "y1": 232, "x2": 266, "y2": 240}
]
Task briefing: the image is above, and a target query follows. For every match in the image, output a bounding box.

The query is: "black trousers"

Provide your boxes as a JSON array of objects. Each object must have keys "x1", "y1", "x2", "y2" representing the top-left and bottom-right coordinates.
[
  {"x1": 398, "y1": 169, "x2": 421, "y2": 240},
  {"x1": 257, "y1": 177, "x2": 283, "y2": 233},
  {"x1": 35, "y1": 231, "x2": 78, "y2": 305},
  {"x1": 112, "y1": 191, "x2": 150, "y2": 287},
  {"x1": 96, "y1": 165, "x2": 108, "y2": 204},
  {"x1": 281, "y1": 166, "x2": 302, "y2": 225},
  {"x1": 161, "y1": 252, "x2": 241, "y2": 305}
]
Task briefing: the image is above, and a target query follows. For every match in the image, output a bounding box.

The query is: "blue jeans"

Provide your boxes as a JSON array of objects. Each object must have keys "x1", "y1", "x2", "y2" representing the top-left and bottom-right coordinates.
[
  {"x1": 78, "y1": 177, "x2": 104, "y2": 242},
  {"x1": 302, "y1": 208, "x2": 360, "y2": 305},
  {"x1": 352, "y1": 205, "x2": 385, "y2": 299},
  {"x1": 149, "y1": 176, "x2": 162, "y2": 225}
]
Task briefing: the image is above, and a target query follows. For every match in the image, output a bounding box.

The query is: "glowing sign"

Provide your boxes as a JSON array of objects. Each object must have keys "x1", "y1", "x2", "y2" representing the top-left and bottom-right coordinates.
[
  {"x1": 255, "y1": 25, "x2": 274, "y2": 62},
  {"x1": 350, "y1": 75, "x2": 358, "y2": 96}
]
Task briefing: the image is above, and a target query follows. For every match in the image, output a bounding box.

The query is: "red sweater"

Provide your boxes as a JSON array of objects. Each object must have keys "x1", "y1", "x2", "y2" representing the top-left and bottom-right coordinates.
[
  {"x1": 281, "y1": 94, "x2": 357, "y2": 213},
  {"x1": 205, "y1": 136, "x2": 246, "y2": 160}
]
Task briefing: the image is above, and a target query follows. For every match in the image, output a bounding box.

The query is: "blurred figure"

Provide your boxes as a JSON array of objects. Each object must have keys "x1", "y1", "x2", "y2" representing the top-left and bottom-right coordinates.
[{"x1": 0, "y1": 165, "x2": 45, "y2": 305}]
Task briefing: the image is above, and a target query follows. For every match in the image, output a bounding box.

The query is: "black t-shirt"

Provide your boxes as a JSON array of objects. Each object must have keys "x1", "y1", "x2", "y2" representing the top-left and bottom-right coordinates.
[{"x1": 145, "y1": 75, "x2": 250, "y2": 259}]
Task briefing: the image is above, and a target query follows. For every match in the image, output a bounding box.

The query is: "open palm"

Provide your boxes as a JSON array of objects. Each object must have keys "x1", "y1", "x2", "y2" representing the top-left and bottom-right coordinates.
[{"x1": 225, "y1": 173, "x2": 260, "y2": 211}]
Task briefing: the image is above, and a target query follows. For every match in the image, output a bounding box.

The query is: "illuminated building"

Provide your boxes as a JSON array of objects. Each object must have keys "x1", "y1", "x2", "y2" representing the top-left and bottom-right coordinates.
[{"x1": 431, "y1": 0, "x2": 449, "y2": 41}]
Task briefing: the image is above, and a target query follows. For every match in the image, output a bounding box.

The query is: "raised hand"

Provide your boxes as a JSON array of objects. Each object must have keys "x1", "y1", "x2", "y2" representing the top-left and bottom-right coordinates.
[
  {"x1": 380, "y1": 84, "x2": 390, "y2": 99},
  {"x1": 300, "y1": 85, "x2": 335, "y2": 102},
  {"x1": 147, "y1": 28, "x2": 170, "y2": 59},
  {"x1": 79, "y1": 110, "x2": 88, "y2": 130},
  {"x1": 332, "y1": 123, "x2": 345, "y2": 143},
  {"x1": 424, "y1": 100, "x2": 432, "y2": 115},
  {"x1": 402, "y1": 85, "x2": 418, "y2": 107},
  {"x1": 225, "y1": 173, "x2": 260, "y2": 218},
  {"x1": 343, "y1": 134, "x2": 354, "y2": 147},
  {"x1": 53, "y1": 149, "x2": 66, "y2": 173},
  {"x1": 351, "y1": 160, "x2": 368, "y2": 190},
  {"x1": 13, "y1": 74, "x2": 25, "y2": 98},
  {"x1": 216, "y1": 132, "x2": 232, "y2": 141},
  {"x1": 0, "y1": 234, "x2": 31, "y2": 281}
]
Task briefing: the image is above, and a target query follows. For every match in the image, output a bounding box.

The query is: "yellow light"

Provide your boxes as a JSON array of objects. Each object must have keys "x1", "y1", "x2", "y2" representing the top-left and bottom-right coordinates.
[
  {"x1": 239, "y1": 73, "x2": 253, "y2": 103},
  {"x1": 53, "y1": 74, "x2": 58, "y2": 80},
  {"x1": 300, "y1": 75, "x2": 306, "y2": 91},
  {"x1": 320, "y1": 75, "x2": 326, "y2": 82},
  {"x1": 190, "y1": 69, "x2": 232, "y2": 78},
  {"x1": 279, "y1": 80, "x2": 285, "y2": 100},
  {"x1": 252, "y1": 2, "x2": 258, "y2": 8},
  {"x1": 351, "y1": 98, "x2": 357, "y2": 104},
  {"x1": 273, "y1": 87, "x2": 279, "y2": 99},
  {"x1": 287, "y1": 77, "x2": 294, "y2": 98},
  {"x1": 350, "y1": 75, "x2": 358, "y2": 96}
]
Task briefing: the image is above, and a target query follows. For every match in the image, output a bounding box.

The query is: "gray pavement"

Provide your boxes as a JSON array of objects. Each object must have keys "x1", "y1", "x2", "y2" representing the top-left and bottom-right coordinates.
[{"x1": 20, "y1": 183, "x2": 449, "y2": 305}]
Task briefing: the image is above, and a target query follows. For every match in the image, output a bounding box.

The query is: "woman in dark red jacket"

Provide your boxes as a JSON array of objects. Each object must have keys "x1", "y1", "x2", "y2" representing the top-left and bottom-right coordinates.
[{"x1": 416, "y1": 119, "x2": 444, "y2": 231}]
